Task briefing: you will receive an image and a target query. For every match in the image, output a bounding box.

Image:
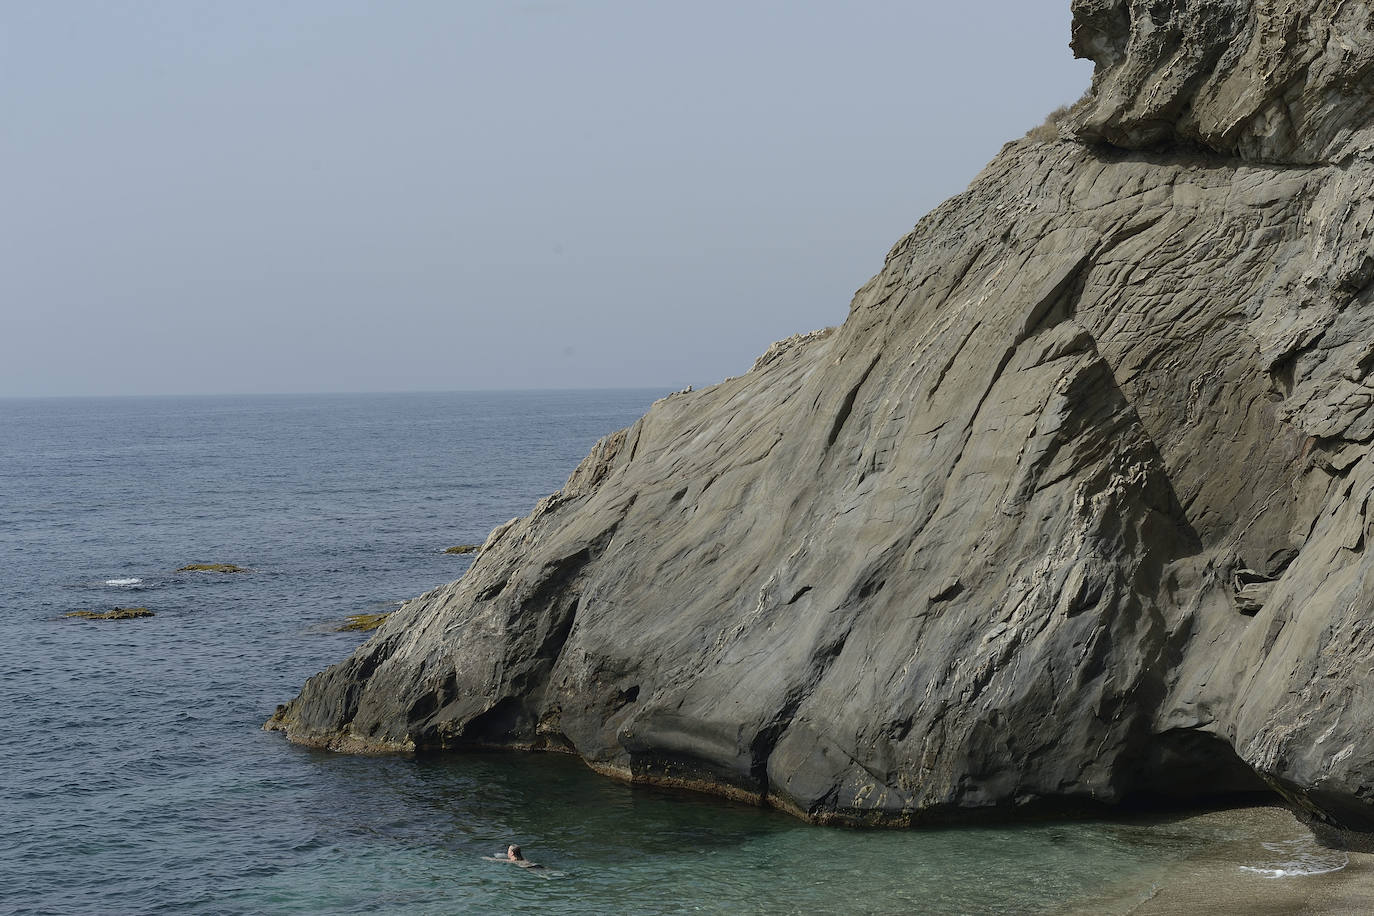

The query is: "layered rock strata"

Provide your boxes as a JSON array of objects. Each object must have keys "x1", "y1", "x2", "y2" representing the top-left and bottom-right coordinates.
[{"x1": 270, "y1": 0, "x2": 1374, "y2": 841}]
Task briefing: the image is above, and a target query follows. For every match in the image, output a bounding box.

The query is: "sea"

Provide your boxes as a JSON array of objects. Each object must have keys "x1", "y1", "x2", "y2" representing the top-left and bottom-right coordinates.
[{"x1": 0, "y1": 390, "x2": 1352, "y2": 915}]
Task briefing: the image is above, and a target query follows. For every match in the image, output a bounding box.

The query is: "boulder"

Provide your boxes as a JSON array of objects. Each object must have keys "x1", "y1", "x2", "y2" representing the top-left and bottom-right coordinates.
[
  {"x1": 270, "y1": 0, "x2": 1374, "y2": 844},
  {"x1": 66, "y1": 607, "x2": 154, "y2": 621}
]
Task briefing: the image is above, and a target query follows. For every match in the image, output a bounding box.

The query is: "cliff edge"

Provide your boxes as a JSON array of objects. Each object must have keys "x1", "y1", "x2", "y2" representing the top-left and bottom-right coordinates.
[{"x1": 270, "y1": 0, "x2": 1374, "y2": 843}]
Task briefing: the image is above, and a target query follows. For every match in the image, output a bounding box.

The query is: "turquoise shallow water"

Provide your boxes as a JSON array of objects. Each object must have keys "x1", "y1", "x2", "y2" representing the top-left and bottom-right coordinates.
[{"x1": 0, "y1": 391, "x2": 1330, "y2": 914}]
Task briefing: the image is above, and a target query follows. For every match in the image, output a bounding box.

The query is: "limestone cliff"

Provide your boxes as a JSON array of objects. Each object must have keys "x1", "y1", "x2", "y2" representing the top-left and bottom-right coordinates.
[{"x1": 270, "y1": 0, "x2": 1374, "y2": 842}]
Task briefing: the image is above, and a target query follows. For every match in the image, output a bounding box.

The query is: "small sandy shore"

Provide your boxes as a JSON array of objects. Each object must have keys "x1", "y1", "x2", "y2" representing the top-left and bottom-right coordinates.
[
  {"x1": 1059, "y1": 806, "x2": 1374, "y2": 915},
  {"x1": 1126, "y1": 853, "x2": 1374, "y2": 915}
]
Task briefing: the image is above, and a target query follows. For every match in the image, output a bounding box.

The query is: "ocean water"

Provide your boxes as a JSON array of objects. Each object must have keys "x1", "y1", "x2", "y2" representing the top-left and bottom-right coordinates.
[{"x1": 0, "y1": 391, "x2": 1341, "y2": 915}]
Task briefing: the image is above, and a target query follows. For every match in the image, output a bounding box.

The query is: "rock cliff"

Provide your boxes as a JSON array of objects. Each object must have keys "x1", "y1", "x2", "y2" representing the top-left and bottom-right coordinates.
[{"x1": 270, "y1": 0, "x2": 1374, "y2": 842}]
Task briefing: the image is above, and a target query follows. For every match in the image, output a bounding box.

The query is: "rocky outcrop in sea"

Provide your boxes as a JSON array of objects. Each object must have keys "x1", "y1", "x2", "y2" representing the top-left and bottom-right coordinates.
[{"x1": 270, "y1": 0, "x2": 1374, "y2": 844}]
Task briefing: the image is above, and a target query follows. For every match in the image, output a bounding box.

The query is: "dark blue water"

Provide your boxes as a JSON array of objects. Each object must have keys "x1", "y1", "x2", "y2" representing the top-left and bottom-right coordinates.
[{"x1": 0, "y1": 391, "x2": 1326, "y2": 915}]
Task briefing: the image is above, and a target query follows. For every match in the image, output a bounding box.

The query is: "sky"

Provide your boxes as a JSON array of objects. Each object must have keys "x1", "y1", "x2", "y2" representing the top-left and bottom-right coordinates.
[{"x1": 2, "y1": 2, "x2": 1092, "y2": 398}]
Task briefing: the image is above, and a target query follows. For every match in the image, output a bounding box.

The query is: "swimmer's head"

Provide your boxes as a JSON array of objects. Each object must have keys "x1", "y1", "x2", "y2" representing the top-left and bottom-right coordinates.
[{"x1": 507, "y1": 844, "x2": 524, "y2": 860}]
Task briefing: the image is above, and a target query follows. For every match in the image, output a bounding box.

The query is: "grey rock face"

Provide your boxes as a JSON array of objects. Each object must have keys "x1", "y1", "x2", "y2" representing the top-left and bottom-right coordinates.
[
  {"x1": 1069, "y1": 0, "x2": 1374, "y2": 164},
  {"x1": 270, "y1": 1, "x2": 1374, "y2": 840}
]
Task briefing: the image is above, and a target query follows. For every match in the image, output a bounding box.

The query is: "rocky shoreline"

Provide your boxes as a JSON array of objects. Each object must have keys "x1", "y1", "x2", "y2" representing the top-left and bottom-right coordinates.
[{"x1": 269, "y1": 0, "x2": 1374, "y2": 843}]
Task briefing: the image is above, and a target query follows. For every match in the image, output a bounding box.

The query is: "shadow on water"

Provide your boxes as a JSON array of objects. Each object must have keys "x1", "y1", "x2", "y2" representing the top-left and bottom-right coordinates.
[
  {"x1": 293, "y1": 747, "x2": 783, "y2": 857},
  {"x1": 270, "y1": 744, "x2": 1335, "y2": 916}
]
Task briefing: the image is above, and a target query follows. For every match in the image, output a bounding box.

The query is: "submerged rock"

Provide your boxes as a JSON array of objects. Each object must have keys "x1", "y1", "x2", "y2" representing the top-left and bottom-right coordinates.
[
  {"x1": 66, "y1": 607, "x2": 154, "y2": 621},
  {"x1": 338, "y1": 613, "x2": 390, "y2": 632},
  {"x1": 442, "y1": 545, "x2": 480, "y2": 555},
  {"x1": 177, "y1": 564, "x2": 247, "y2": 573},
  {"x1": 270, "y1": 0, "x2": 1374, "y2": 842}
]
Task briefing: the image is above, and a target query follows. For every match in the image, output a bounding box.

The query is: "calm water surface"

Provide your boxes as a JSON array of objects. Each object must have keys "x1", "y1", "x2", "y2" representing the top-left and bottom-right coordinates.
[{"x1": 0, "y1": 391, "x2": 1333, "y2": 914}]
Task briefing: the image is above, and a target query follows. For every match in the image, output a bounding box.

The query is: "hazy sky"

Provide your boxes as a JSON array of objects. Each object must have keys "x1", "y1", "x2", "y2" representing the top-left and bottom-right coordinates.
[{"x1": 3, "y1": 2, "x2": 1091, "y2": 398}]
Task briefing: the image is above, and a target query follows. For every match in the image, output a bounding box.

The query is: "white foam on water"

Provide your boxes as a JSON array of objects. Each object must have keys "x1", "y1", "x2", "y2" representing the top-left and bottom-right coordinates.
[
  {"x1": 1238, "y1": 838, "x2": 1349, "y2": 878},
  {"x1": 105, "y1": 578, "x2": 143, "y2": 587}
]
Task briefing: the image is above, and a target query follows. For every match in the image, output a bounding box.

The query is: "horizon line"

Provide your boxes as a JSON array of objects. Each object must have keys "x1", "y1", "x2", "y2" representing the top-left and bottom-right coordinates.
[{"x1": 0, "y1": 384, "x2": 682, "y2": 403}]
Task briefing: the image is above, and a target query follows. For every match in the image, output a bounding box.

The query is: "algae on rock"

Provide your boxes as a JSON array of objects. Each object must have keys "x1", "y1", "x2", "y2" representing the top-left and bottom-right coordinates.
[{"x1": 338, "y1": 613, "x2": 390, "y2": 632}]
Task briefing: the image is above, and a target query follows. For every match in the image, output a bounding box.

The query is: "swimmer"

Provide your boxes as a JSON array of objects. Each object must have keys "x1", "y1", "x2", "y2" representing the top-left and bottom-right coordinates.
[{"x1": 483, "y1": 844, "x2": 544, "y2": 869}]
